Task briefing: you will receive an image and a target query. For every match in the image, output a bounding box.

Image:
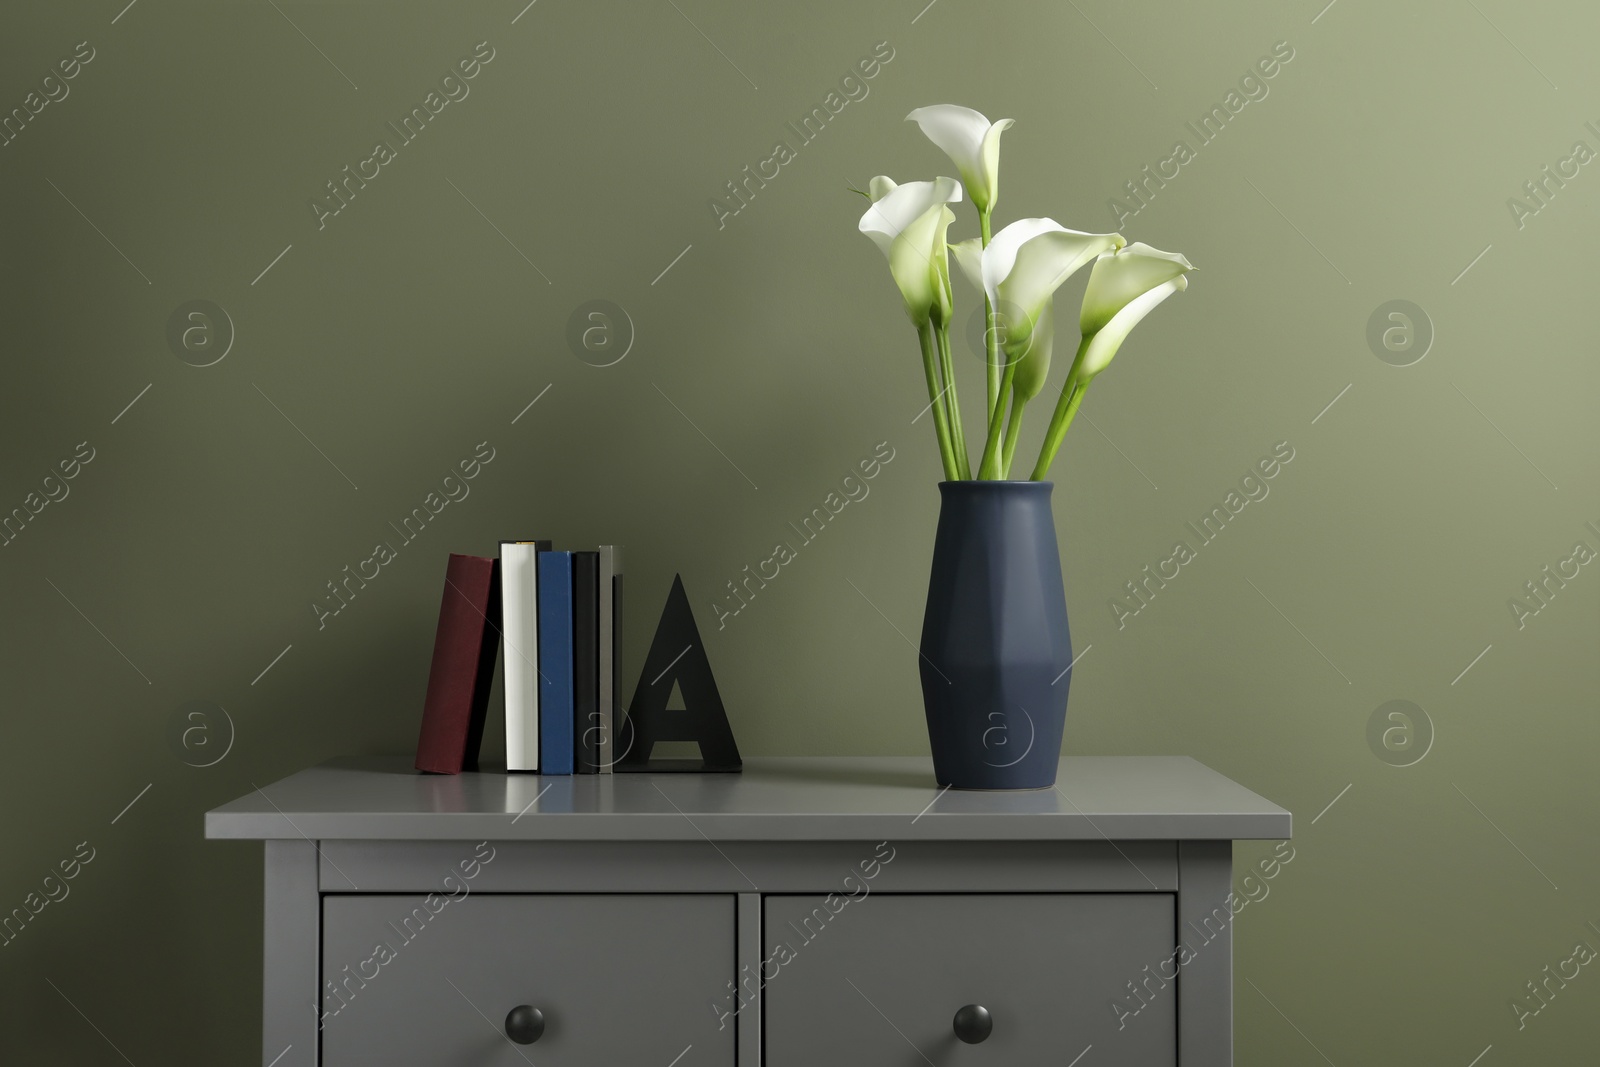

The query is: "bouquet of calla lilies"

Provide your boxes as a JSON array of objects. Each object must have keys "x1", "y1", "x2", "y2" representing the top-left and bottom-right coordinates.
[{"x1": 859, "y1": 105, "x2": 1195, "y2": 482}]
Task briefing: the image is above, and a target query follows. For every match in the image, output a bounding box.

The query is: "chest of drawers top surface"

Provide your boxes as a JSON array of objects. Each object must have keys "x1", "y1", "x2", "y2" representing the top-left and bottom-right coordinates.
[{"x1": 206, "y1": 755, "x2": 1290, "y2": 842}]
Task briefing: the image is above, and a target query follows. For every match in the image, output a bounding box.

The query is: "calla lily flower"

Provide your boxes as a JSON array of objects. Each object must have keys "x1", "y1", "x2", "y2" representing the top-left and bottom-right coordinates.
[
  {"x1": 1076, "y1": 242, "x2": 1196, "y2": 380},
  {"x1": 1028, "y1": 242, "x2": 1194, "y2": 480},
  {"x1": 968, "y1": 219, "x2": 1122, "y2": 477},
  {"x1": 907, "y1": 105, "x2": 1015, "y2": 215},
  {"x1": 951, "y1": 235, "x2": 1054, "y2": 400},
  {"x1": 950, "y1": 236, "x2": 984, "y2": 293},
  {"x1": 982, "y1": 219, "x2": 1124, "y2": 367},
  {"x1": 952, "y1": 224, "x2": 1112, "y2": 394},
  {"x1": 859, "y1": 176, "x2": 963, "y2": 327}
]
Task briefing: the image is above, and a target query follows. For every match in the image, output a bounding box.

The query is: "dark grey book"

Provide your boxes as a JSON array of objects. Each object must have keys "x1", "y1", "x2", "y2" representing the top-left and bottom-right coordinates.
[
  {"x1": 572, "y1": 551, "x2": 601, "y2": 774},
  {"x1": 598, "y1": 545, "x2": 622, "y2": 773}
]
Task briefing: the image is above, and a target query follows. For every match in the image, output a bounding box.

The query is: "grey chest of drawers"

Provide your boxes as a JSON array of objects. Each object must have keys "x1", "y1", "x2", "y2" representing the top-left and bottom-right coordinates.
[{"x1": 207, "y1": 756, "x2": 1290, "y2": 1067}]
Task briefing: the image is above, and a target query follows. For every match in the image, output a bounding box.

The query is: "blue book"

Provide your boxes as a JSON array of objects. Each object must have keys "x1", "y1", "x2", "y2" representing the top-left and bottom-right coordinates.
[{"x1": 536, "y1": 551, "x2": 575, "y2": 775}]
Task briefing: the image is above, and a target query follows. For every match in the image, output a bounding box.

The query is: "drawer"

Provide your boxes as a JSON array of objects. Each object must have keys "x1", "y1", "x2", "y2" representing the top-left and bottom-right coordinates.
[
  {"x1": 763, "y1": 893, "x2": 1175, "y2": 1065},
  {"x1": 320, "y1": 894, "x2": 735, "y2": 1066}
]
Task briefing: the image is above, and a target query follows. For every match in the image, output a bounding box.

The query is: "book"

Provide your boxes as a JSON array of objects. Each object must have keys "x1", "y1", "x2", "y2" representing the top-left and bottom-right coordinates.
[
  {"x1": 597, "y1": 545, "x2": 622, "y2": 774},
  {"x1": 414, "y1": 554, "x2": 500, "y2": 774},
  {"x1": 536, "y1": 550, "x2": 575, "y2": 775},
  {"x1": 573, "y1": 551, "x2": 600, "y2": 773},
  {"x1": 500, "y1": 540, "x2": 550, "y2": 772}
]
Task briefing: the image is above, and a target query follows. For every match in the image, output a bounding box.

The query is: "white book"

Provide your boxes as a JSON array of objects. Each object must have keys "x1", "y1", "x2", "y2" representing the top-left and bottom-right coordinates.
[
  {"x1": 500, "y1": 540, "x2": 549, "y2": 771},
  {"x1": 598, "y1": 545, "x2": 622, "y2": 773}
]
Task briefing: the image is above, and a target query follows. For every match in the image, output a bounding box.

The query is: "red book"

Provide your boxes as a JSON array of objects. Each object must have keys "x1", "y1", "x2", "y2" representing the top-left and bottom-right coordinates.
[{"x1": 414, "y1": 554, "x2": 500, "y2": 774}]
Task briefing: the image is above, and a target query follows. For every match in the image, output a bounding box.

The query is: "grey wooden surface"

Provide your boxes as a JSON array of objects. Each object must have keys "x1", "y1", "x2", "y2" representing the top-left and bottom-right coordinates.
[{"x1": 206, "y1": 755, "x2": 1290, "y2": 841}]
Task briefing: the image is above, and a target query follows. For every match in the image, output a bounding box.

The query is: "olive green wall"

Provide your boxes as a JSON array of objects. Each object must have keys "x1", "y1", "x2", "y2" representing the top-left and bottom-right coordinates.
[{"x1": 2, "y1": 0, "x2": 1596, "y2": 1061}]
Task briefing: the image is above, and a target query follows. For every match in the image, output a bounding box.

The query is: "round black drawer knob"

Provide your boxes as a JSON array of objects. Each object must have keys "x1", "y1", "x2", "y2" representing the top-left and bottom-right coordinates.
[
  {"x1": 952, "y1": 1004, "x2": 992, "y2": 1044},
  {"x1": 504, "y1": 1005, "x2": 545, "y2": 1044}
]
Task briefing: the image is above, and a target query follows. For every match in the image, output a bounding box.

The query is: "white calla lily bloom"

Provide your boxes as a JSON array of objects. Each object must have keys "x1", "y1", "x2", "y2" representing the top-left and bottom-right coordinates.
[
  {"x1": 1028, "y1": 242, "x2": 1194, "y2": 480},
  {"x1": 952, "y1": 224, "x2": 1116, "y2": 396},
  {"x1": 950, "y1": 237, "x2": 984, "y2": 294},
  {"x1": 1076, "y1": 242, "x2": 1196, "y2": 380},
  {"x1": 982, "y1": 219, "x2": 1124, "y2": 364},
  {"x1": 906, "y1": 105, "x2": 1015, "y2": 215},
  {"x1": 858, "y1": 176, "x2": 963, "y2": 326},
  {"x1": 966, "y1": 219, "x2": 1122, "y2": 477}
]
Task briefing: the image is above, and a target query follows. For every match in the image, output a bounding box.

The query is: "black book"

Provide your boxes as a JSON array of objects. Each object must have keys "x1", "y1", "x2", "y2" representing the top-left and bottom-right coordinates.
[{"x1": 572, "y1": 551, "x2": 601, "y2": 773}]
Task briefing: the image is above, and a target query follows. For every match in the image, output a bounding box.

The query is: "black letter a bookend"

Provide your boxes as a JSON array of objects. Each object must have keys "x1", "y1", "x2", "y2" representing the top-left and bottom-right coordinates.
[{"x1": 616, "y1": 574, "x2": 741, "y2": 772}]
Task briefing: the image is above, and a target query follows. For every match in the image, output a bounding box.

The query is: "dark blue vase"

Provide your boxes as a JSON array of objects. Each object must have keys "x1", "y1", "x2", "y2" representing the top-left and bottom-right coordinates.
[{"x1": 919, "y1": 481, "x2": 1071, "y2": 790}]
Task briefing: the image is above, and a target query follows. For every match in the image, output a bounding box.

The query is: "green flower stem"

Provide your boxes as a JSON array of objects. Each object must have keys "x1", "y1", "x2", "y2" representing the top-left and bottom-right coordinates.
[
  {"x1": 1030, "y1": 336, "x2": 1094, "y2": 480},
  {"x1": 980, "y1": 210, "x2": 1000, "y2": 425},
  {"x1": 918, "y1": 322, "x2": 960, "y2": 481},
  {"x1": 978, "y1": 358, "x2": 1018, "y2": 479},
  {"x1": 934, "y1": 324, "x2": 970, "y2": 480},
  {"x1": 999, "y1": 389, "x2": 1026, "y2": 479}
]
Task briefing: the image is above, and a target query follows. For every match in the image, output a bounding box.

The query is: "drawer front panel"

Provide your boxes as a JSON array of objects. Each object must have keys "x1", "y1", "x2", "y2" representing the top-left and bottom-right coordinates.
[
  {"x1": 763, "y1": 893, "x2": 1175, "y2": 1066},
  {"x1": 320, "y1": 894, "x2": 734, "y2": 1066}
]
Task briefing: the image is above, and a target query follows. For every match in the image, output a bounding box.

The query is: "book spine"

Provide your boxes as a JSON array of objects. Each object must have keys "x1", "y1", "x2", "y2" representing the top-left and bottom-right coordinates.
[
  {"x1": 536, "y1": 551, "x2": 575, "y2": 775},
  {"x1": 414, "y1": 554, "x2": 498, "y2": 774},
  {"x1": 464, "y1": 559, "x2": 501, "y2": 770},
  {"x1": 572, "y1": 551, "x2": 600, "y2": 773},
  {"x1": 597, "y1": 545, "x2": 619, "y2": 773},
  {"x1": 501, "y1": 542, "x2": 539, "y2": 771}
]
